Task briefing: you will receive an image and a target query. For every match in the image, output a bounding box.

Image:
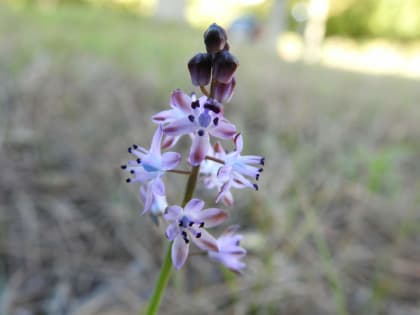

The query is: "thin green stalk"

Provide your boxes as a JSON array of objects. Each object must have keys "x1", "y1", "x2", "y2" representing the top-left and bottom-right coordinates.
[
  {"x1": 144, "y1": 165, "x2": 201, "y2": 315},
  {"x1": 144, "y1": 243, "x2": 173, "y2": 315}
]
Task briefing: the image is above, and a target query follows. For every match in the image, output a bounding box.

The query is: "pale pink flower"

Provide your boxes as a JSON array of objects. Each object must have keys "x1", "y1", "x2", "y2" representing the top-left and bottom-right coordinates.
[
  {"x1": 163, "y1": 198, "x2": 228, "y2": 270},
  {"x1": 209, "y1": 225, "x2": 246, "y2": 274},
  {"x1": 121, "y1": 126, "x2": 181, "y2": 214},
  {"x1": 152, "y1": 89, "x2": 236, "y2": 166}
]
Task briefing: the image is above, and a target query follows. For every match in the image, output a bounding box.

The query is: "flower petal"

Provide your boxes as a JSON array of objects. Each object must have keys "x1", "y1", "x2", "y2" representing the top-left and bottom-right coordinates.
[
  {"x1": 184, "y1": 198, "x2": 205, "y2": 214},
  {"x1": 172, "y1": 235, "x2": 189, "y2": 270},
  {"x1": 161, "y1": 135, "x2": 181, "y2": 150},
  {"x1": 209, "y1": 119, "x2": 236, "y2": 139},
  {"x1": 164, "y1": 205, "x2": 182, "y2": 221},
  {"x1": 200, "y1": 208, "x2": 228, "y2": 228},
  {"x1": 141, "y1": 183, "x2": 154, "y2": 214},
  {"x1": 191, "y1": 229, "x2": 218, "y2": 252},
  {"x1": 233, "y1": 133, "x2": 243, "y2": 152},
  {"x1": 149, "y1": 125, "x2": 163, "y2": 156},
  {"x1": 161, "y1": 152, "x2": 181, "y2": 170},
  {"x1": 221, "y1": 191, "x2": 234, "y2": 207},
  {"x1": 152, "y1": 109, "x2": 177, "y2": 124},
  {"x1": 216, "y1": 181, "x2": 232, "y2": 204},
  {"x1": 163, "y1": 117, "x2": 196, "y2": 137},
  {"x1": 217, "y1": 165, "x2": 232, "y2": 182},
  {"x1": 189, "y1": 132, "x2": 210, "y2": 166},
  {"x1": 171, "y1": 89, "x2": 192, "y2": 113},
  {"x1": 166, "y1": 223, "x2": 179, "y2": 241},
  {"x1": 151, "y1": 177, "x2": 165, "y2": 196}
]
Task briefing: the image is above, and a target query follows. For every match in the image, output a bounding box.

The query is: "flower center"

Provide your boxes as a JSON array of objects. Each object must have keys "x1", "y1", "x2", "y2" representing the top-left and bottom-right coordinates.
[
  {"x1": 178, "y1": 215, "x2": 205, "y2": 243},
  {"x1": 198, "y1": 111, "x2": 211, "y2": 128},
  {"x1": 143, "y1": 163, "x2": 159, "y2": 172}
]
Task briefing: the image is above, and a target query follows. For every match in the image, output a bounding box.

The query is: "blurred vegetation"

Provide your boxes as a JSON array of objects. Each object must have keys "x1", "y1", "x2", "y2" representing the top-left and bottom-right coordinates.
[
  {"x1": 1, "y1": 3, "x2": 420, "y2": 315},
  {"x1": 9, "y1": 0, "x2": 420, "y2": 41},
  {"x1": 326, "y1": 0, "x2": 420, "y2": 41}
]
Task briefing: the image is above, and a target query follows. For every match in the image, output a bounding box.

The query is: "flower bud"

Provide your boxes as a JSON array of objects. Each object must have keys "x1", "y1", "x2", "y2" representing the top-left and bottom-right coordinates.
[
  {"x1": 188, "y1": 53, "x2": 212, "y2": 86},
  {"x1": 204, "y1": 23, "x2": 227, "y2": 54},
  {"x1": 212, "y1": 51, "x2": 238, "y2": 84},
  {"x1": 213, "y1": 77, "x2": 236, "y2": 103}
]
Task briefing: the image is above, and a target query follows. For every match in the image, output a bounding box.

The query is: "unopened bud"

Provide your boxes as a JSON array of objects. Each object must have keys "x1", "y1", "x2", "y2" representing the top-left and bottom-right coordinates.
[
  {"x1": 204, "y1": 23, "x2": 227, "y2": 54},
  {"x1": 212, "y1": 51, "x2": 238, "y2": 84},
  {"x1": 188, "y1": 53, "x2": 212, "y2": 86},
  {"x1": 213, "y1": 77, "x2": 236, "y2": 103}
]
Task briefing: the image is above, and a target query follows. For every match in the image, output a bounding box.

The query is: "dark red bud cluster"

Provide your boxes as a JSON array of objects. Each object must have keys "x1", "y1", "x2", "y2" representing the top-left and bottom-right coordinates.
[
  {"x1": 204, "y1": 23, "x2": 228, "y2": 54},
  {"x1": 187, "y1": 23, "x2": 238, "y2": 104}
]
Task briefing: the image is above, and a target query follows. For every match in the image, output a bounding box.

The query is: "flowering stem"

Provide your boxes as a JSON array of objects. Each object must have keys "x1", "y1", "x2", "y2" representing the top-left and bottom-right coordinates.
[{"x1": 144, "y1": 165, "x2": 201, "y2": 315}]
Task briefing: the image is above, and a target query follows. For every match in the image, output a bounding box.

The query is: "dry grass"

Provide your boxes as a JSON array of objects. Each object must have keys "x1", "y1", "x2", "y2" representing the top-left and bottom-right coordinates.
[{"x1": 1, "y1": 5, "x2": 420, "y2": 315}]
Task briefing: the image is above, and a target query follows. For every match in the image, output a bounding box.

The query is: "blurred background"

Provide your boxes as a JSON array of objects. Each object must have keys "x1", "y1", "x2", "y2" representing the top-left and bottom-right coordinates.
[{"x1": 1, "y1": 0, "x2": 420, "y2": 314}]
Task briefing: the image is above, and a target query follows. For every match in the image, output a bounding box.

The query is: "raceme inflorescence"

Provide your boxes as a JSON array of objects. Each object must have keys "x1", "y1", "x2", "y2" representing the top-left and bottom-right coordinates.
[{"x1": 121, "y1": 23, "x2": 264, "y2": 275}]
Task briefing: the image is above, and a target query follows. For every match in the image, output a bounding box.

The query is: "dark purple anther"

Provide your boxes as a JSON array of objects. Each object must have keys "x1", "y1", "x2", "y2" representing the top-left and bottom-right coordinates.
[
  {"x1": 188, "y1": 53, "x2": 212, "y2": 86},
  {"x1": 203, "y1": 23, "x2": 227, "y2": 54},
  {"x1": 212, "y1": 51, "x2": 239, "y2": 84},
  {"x1": 213, "y1": 77, "x2": 236, "y2": 103}
]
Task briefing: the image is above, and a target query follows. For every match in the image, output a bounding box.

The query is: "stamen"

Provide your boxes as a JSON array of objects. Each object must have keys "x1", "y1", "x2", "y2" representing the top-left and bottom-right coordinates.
[
  {"x1": 197, "y1": 129, "x2": 205, "y2": 136},
  {"x1": 253, "y1": 184, "x2": 259, "y2": 191},
  {"x1": 128, "y1": 147, "x2": 132, "y2": 153},
  {"x1": 126, "y1": 178, "x2": 131, "y2": 183},
  {"x1": 260, "y1": 157, "x2": 265, "y2": 165},
  {"x1": 188, "y1": 115, "x2": 195, "y2": 122},
  {"x1": 189, "y1": 222, "x2": 194, "y2": 227},
  {"x1": 259, "y1": 168, "x2": 263, "y2": 172},
  {"x1": 213, "y1": 117, "x2": 219, "y2": 126},
  {"x1": 130, "y1": 170, "x2": 135, "y2": 174},
  {"x1": 256, "y1": 174, "x2": 259, "y2": 180},
  {"x1": 196, "y1": 232, "x2": 202, "y2": 238},
  {"x1": 204, "y1": 102, "x2": 220, "y2": 113},
  {"x1": 191, "y1": 100, "x2": 200, "y2": 109},
  {"x1": 132, "y1": 144, "x2": 138, "y2": 149},
  {"x1": 120, "y1": 165, "x2": 127, "y2": 169},
  {"x1": 137, "y1": 158, "x2": 141, "y2": 164},
  {"x1": 199, "y1": 222, "x2": 204, "y2": 228}
]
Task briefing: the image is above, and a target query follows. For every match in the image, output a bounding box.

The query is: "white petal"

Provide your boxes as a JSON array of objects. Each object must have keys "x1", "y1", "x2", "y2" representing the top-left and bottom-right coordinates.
[
  {"x1": 199, "y1": 208, "x2": 228, "y2": 228},
  {"x1": 210, "y1": 119, "x2": 236, "y2": 139},
  {"x1": 164, "y1": 205, "x2": 182, "y2": 221},
  {"x1": 163, "y1": 117, "x2": 196, "y2": 136},
  {"x1": 191, "y1": 229, "x2": 218, "y2": 252},
  {"x1": 166, "y1": 223, "x2": 179, "y2": 241},
  {"x1": 161, "y1": 152, "x2": 181, "y2": 170},
  {"x1": 152, "y1": 109, "x2": 177, "y2": 124},
  {"x1": 149, "y1": 126, "x2": 163, "y2": 156},
  {"x1": 171, "y1": 89, "x2": 192, "y2": 113},
  {"x1": 189, "y1": 132, "x2": 210, "y2": 166},
  {"x1": 172, "y1": 235, "x2": 189, "y2": 270},
  {"x1": 233, "y1": 133, "x2": 243, "y2": 152},
  {"x1": 184, "y1": 198, "x2": 204, "y2": 214}
]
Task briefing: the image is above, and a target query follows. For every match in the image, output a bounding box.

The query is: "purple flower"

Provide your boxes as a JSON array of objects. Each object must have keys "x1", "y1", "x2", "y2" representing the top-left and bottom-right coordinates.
[
  {"x1": 122, "y1": 126, "x2": 181, "y2": 214},
  {"x1": 140, "y1": 185, "x2": 168, "y2": 223},
  {"x1": 153, "y1": 89, "x2": 236, "y2": 166},
  {"x1": 209, "y1": 225, "x2": 246, "y2": 274},
  {"x1": 163, "y1": 198, "x2": 228, "y2": 270},
  {"x1": 201, "y1": 134, "x2": 264, "y2": 205},
  {"x1": 200, "y1": 142, "x2": 234, "y2": 206},
  {"x1": 216, "y1": 133, "x2": 264, "y2": 203}
]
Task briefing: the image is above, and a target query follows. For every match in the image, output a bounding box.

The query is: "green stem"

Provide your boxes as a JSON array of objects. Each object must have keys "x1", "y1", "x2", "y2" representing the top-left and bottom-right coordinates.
[
  {"x1": 144, "y1": 165, "x2": 201, "y2": 315},
  {"x1": 144, "y1": 244, "x2": 173, "y2": 315}
]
